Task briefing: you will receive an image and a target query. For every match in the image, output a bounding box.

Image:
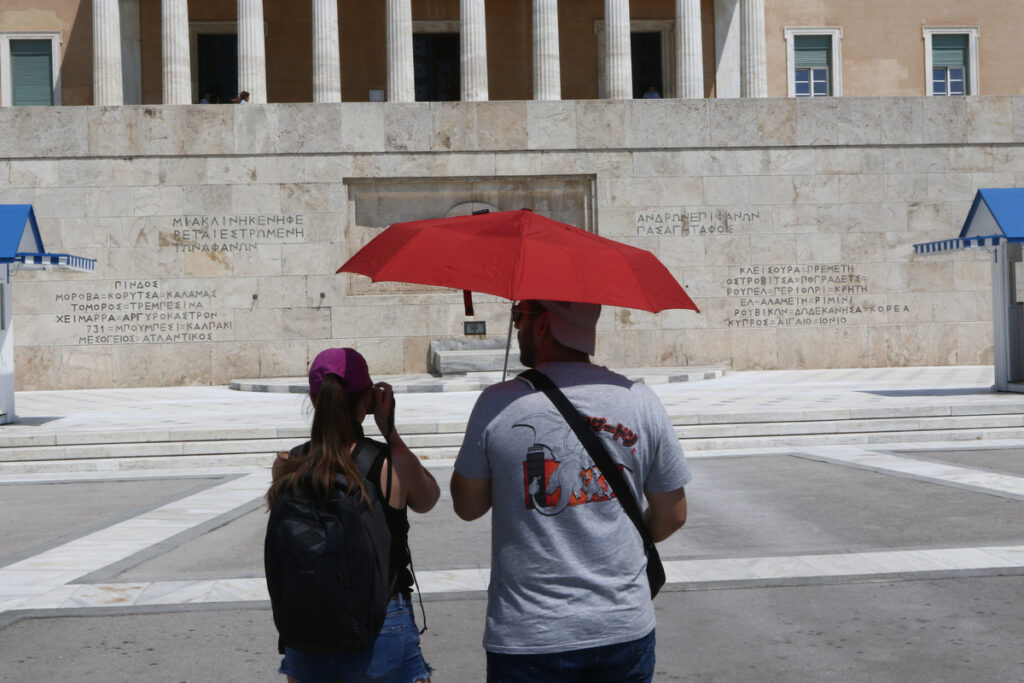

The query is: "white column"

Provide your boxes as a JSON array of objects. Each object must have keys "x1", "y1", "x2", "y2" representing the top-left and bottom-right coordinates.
[
  {"x1": 121, "y1": 0, "x2": 142, "y2": 104},
  {"x1": 312, "y1": 0, "x2": 342, "y2": 102},
  {"x1": 532, "y1": 0, "x2": 561, "y2": 100},
  {"x1": 237, "y1": 0, "x2": 268, "y2": 103},
  {"x1": 739, "y1": 0, "x2": 766, "y2": 97},
  {"x1": 676, "y1": 0, "x2": 704, "y2": 98},
  {"x1": 604, "y1": 0, "x2": 632, "y2": 99},
  {"x1": 386, "y1": 0, "x2": 415, "y2": 102},
  {"x1": 162, "y1": 0, "x2": 192, "y2": 104},
  {"x1": 460, "y1": 0, "x2": 489, "y2": 101},
  {"x1": 92, "y1": 0, "x2": 124, "y2": 105}
]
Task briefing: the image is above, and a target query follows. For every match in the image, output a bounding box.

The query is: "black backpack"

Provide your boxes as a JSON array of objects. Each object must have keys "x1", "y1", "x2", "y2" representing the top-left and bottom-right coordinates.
[{"x1": 265, "y1": 438, "x2": 393, "y2": 654}]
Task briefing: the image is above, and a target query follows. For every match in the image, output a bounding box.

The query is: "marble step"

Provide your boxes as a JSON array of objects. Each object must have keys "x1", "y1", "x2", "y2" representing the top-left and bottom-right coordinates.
[
  {"x1": 677, "y1": 413, "x2": 1024, "y2": 438},
  {"x1": 1, "y1": 412, "x2": 1021, "y2": 465},
  {"x1": 1, "y1": 400, "x2": 1014, "y2": 452},
  {"x1": 3, "y1": 425, "x2": 1024, "y2": 475}
]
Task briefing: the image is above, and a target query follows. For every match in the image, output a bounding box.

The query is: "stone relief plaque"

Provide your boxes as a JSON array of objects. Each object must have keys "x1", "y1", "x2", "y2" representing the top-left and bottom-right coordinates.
[
  {"x1": 634, "y1": 207, "x2": 767, "y2": 236},
  {"x1": 724, "y1": 264, "x2": 908, "y2": 328},
  {"x1": 163, "y1": 214, "x2": 306, "y2": 252},
  {"x1": 54, "y1": 280, "x2": 230, "y2": 345}
]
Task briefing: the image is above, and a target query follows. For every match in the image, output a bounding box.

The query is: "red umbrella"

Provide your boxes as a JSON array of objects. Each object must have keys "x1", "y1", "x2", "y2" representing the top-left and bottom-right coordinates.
[{"x1": 338, "y1": 210, "x2": 698, "y2": 313}]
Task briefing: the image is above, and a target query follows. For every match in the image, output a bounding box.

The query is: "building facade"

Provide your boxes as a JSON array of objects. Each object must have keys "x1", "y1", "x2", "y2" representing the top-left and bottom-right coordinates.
[
  {"x1": 0, "y1": 1, "x2": 1019, "y2": 389},
  {"x1": 2, "y1": 1, "x2": 1021, "y2": 107}
]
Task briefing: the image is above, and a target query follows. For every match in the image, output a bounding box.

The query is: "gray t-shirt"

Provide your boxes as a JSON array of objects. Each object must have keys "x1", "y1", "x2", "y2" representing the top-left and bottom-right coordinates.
[{"x1": 455, "y1": 362, "x2": 692, "y2": 654}]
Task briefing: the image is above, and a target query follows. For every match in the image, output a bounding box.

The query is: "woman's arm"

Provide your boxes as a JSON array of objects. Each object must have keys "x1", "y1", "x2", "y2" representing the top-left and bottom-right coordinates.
[
  {"x1": 388, "y1": 433, "x2": 440, "y2": 513},
  {"x1": 371, "y1": 383, "x2": 439, "y2": 513}
]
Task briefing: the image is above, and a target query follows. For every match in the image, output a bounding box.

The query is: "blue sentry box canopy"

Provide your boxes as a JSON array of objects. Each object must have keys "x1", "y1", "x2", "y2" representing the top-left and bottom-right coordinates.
[
  {"x1": 915, "y1": 188, "x2": 1024, "y2": 254},
  {"x1": 0, "y1": 204, "x2": 96, "y2": 271}
]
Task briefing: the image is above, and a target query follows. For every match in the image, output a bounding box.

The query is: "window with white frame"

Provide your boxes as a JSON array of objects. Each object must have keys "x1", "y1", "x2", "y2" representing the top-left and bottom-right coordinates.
[
  {"x1": 923, "y1": 27, "x2": 979, "y2": 96},
  {"x1": 0, "y1": 32, "x2": 62, "y2": 106},
  {"x1": 784, "y1": 28, "x2": 842, "y2": 98}
]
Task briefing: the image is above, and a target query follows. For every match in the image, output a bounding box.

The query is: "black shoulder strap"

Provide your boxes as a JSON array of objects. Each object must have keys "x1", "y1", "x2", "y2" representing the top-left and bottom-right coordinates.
[
  {"x1": 519, "y1": 369, "x2": 662, "y2": 574},
  {"x1": 353, "y1": 439, "x2": 393, "y2": 504}
]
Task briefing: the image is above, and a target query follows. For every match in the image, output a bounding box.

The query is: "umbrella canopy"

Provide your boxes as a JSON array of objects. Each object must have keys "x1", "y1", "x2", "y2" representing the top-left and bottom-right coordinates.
[{"x1": 338, "y1": 210, "x2": 698, "y2": 313}]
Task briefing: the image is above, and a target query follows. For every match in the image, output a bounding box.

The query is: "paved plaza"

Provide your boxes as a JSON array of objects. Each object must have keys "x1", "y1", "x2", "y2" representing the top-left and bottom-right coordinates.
[{"x1": 1, "y1": 366, "x2": 1023, "y2": 681}]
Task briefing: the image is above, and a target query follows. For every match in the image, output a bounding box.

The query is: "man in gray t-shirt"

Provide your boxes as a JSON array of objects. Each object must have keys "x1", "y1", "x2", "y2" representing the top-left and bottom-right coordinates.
[{"x1": 452, "y1": 299, "x2": 691, "y2": 682}]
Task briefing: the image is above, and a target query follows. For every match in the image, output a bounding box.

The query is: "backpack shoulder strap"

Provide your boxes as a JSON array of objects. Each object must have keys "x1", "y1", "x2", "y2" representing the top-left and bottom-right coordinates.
[{"x1": 353, "y1": 438, "x2": 393, "y2": 505}]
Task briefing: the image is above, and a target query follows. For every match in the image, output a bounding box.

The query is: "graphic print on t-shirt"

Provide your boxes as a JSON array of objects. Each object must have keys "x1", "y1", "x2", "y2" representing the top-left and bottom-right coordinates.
[{"x1": 514, "y1": 413, "x2": 637, "y2": 515}]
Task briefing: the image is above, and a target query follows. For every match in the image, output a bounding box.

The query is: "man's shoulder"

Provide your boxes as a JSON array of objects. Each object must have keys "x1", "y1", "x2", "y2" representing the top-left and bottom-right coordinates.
[
  {"x1": 540, "y1": 362, "x2": 627, "y2": 383},
  {"x1": 469, "y1": 376, "x2": 534, "y2": 417}
]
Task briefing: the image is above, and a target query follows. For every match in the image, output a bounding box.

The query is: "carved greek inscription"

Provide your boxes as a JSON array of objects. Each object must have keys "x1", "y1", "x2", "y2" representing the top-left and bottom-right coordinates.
[
  {"x1": 724, "y1": 264, "x2": 909, "y2": 328},
  {"x1": 163, "y1": 214, "x2": 306, "y2": 252},
  {"x1": 54, "y1": 280, "x2": 231, "y2": 344},
  {"x1": 635, "y1": 208, "x2": 762, "y2": 236}
]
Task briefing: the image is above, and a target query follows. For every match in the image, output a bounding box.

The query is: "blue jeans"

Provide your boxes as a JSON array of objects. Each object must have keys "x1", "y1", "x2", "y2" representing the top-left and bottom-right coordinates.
[
  {"x1": 486, "y1": 629, "x2": 656, "y2": 683},
  {"x1": 279, "y1": 595, "x2": 431, "y2": 683}
]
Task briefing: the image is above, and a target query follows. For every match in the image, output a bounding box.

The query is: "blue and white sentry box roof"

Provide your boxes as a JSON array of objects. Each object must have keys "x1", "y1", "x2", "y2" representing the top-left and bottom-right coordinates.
[
  {"x1": 914, "y1": 188, "x2": 1024, "y2": 255},
  {"x1": 0, "y1": 204, "x2": 96, "y2": 271}
]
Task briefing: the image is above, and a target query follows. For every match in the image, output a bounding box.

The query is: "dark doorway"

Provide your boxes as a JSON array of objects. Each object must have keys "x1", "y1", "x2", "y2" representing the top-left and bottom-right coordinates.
[
  {"x1": 414, "y1": 33, "x2": 460, "y2": 101},
  {"x1": 196, "y1": 34, "x2": 237, "y2": 103},
  {"x1": 631, "y1": 32, "x2": 663, "y2": 99}
]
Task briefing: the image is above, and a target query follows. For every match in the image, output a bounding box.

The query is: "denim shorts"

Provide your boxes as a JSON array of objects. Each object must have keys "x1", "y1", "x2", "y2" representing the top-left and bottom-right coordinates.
[
  {"x1": 486, "y1": 629, "x2": 656, "y2": 683},
  {"x1": 279, "y1": 595, "x2": 432, "y2": 683}
]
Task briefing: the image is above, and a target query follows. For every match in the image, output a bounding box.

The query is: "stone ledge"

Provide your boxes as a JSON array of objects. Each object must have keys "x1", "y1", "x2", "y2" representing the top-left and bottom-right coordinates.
[
  {"x1": 230, "y1": 366, "x2": 728, "y2": 394},
  {"x1": 2, "y1": 98, "x2": 1022, "y2": 159},
  {"x1": 429, "y1": 338, "x2": 525, "y2": 376}
]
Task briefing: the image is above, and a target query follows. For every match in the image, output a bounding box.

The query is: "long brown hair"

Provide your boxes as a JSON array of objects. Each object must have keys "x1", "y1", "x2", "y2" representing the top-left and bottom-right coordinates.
[{"x1": 266, "y1": 374, "x2": 371, "y2": 507}]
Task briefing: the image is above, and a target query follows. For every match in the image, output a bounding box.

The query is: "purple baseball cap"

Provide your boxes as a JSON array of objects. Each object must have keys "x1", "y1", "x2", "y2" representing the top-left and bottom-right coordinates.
[{"x1": 308, "y1": 348, "x2": 373, "y2": 395}]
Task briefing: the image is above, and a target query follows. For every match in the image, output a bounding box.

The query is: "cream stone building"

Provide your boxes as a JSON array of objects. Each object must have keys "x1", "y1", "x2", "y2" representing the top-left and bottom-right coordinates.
[{"x1": 0, "y1": 0, "x2": 1019, "y2": 389}]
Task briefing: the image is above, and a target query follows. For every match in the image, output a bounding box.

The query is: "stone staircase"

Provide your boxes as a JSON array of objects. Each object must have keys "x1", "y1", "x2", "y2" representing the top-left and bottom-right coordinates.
[{"x1": 3, "y1": 403, "x2": 1023, "y2": 474}]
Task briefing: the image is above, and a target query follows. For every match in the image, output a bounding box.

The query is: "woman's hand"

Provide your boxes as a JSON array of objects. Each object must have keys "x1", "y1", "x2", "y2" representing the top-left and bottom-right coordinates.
[{"x1": 371, "y1": 382, "x2": 395, "y2": 436}]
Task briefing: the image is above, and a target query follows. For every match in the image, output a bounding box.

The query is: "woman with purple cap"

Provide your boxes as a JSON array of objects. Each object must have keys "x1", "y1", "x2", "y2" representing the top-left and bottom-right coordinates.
[{"x1": 267, "y1": 348, "x2": 440, "y2": 683}]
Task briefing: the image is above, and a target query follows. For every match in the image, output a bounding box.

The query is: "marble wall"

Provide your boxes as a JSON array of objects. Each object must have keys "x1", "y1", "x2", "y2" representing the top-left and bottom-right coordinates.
[{"x1": 0, "y1": 96, "x2": 1013, "y2": 389}]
